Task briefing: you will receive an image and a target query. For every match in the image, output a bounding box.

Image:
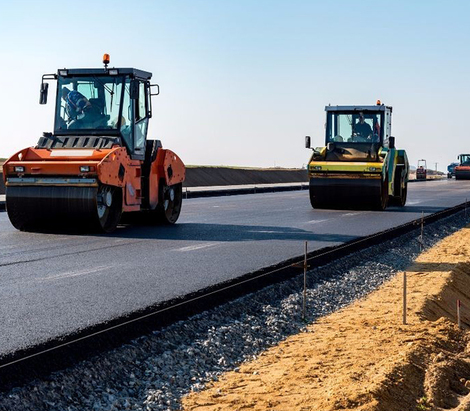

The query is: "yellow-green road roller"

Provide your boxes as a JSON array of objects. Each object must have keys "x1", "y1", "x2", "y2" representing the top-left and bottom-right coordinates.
[{"x1": 305, "y1": 101, "x2": 409, "y2": 210}]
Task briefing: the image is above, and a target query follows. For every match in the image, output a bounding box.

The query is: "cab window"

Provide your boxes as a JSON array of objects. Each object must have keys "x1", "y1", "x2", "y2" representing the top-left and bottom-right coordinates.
[
  {"x1": 134, "y1": 82, "x2": 148, "y2": 154},
  {"x1": 121, "y1": 80, "x2": 133, "y2": 150}
]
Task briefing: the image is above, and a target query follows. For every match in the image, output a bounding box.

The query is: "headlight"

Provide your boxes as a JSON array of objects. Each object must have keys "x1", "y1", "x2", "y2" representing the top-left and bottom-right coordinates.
[
  {"x1": 368, "y1": 167, "x2": 377, "y2": 172},
  {"x1": 14, "y1": 166, "x2": 25, "y2": 173},
  {"x1": 80, "y1": 166, "x2": 90, "y2": 173},
  {"x1": 313, "y1": 166, "x2": 322, "y2": 171}
]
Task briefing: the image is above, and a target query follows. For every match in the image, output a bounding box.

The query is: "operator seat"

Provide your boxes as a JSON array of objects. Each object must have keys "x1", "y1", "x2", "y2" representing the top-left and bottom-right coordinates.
[
  {"x1": 87, "y1": 98, "x2": 110, "y2": 128},
  {"x1": 88, "y1": 98, "x2": 105, "y2": 115}
]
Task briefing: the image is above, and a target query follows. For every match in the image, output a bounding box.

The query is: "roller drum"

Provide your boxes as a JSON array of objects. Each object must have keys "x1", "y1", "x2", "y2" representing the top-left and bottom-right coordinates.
[
  {"x1": 6, "y1": 185, "x2": 121, "y2": 232},
  {"x1": 309, "y1": 177, "x2": 384, "y2": 210},
  {"x1": 455, "y1": 171, "x2": 470, "y2": 180}
]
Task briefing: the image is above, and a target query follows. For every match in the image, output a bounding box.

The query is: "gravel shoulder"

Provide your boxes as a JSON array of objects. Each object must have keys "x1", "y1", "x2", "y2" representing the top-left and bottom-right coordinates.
[{"x1": 183, "y1": 225, "x2": 470, "y2": 411}]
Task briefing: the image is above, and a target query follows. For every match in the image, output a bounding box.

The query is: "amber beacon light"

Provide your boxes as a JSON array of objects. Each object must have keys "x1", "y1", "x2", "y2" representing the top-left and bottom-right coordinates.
[{"x1": 103, "y1": 53, "x2": 110, "y2": 68}]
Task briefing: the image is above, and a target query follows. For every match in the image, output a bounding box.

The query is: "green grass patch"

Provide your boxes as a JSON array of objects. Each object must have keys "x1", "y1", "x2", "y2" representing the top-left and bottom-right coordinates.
[{"x1": 416, "y1": 397, "x2": 431, "y2": 411}]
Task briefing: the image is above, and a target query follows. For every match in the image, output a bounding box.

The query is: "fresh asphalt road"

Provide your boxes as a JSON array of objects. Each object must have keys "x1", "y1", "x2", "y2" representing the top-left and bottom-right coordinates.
[{"x1": 0, "y1": 179, "x2": 469, "y2": 357}]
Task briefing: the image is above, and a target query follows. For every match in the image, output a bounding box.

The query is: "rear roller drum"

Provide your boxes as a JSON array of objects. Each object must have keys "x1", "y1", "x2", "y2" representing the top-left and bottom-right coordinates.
[
  {"x1": 96, "y1": 185, "x2": 123, "y2": 232},
  {"x1": 389, "y1": 183, "x2": 407, "y2": 207},
  {"x1": 117, "y1": 182, "x2": 183, "y2": 226},
  {"x1": 389, "y1": 166, "x2": 407, "y2": 207},
  {"x1": 397, "y1": 183, "x2": 407, "y2": 207},
  {"x1": 374, "y1": 177, "x2": 389, "y2": 211},
  {"x1": 156, "y1": 182, "x2": 183, "y2": 224}
]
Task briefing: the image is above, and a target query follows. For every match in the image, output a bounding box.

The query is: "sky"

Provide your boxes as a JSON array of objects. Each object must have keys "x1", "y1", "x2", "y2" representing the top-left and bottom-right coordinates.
[{"x1": 0, "y1": 0, "x2": 468, "y2": 171}]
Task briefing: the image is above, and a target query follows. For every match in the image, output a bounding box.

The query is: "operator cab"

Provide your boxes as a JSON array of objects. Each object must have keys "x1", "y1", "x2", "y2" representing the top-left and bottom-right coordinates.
[
  {"x1": 458, "y1": 154, "x2": 470, "y2": 166},
  {"x1": 325, "y1": 104, "x2": 392, "y2": 146},
  {"x1": 38, "y1": 56, "x2": 158, "y2": 161},
  {"x1": 321, "y1": 103, "x2": 393, "y2": 162}
]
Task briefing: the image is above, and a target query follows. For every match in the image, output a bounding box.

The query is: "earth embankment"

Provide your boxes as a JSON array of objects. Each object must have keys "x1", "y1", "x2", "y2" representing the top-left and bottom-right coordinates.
[
  {"x1": 183, "y1": 166, "x2": 307, "y2": 187},
  {"x1": 183, "y1": 225, "x2": 470, "y2": 411},
  {"x1": 0, "y1": 166, "x2": 307, "y2": 195}
]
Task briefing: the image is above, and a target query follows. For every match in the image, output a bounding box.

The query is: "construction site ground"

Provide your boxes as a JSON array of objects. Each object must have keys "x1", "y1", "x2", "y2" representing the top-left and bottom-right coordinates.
[{"x1": 182, "y1": 224, "x2": 470, "y2": 411}]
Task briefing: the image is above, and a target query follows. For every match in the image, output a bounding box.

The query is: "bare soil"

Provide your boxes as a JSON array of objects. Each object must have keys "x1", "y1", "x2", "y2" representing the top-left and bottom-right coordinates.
[{"x1": 182, "y1": 226, "x2": 470, "y2": 411}]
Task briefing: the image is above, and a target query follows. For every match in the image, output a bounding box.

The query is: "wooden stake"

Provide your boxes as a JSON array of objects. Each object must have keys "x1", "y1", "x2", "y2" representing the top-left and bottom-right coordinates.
[
  {"x1": 403, "y1": 271, "x2": 407, "y2": 325},
  {"x1": 302, "y1": 241, "x2": 307, "y2": 321}
]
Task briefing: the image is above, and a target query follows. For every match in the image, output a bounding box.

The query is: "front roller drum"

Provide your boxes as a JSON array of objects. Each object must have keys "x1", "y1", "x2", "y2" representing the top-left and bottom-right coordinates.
[
  {"x1": 6, "y1": 184, "x2": 122, "y2": 233},
  {"x1": 455, "y1": 171, "x2": 470, "y2": 180},
  {"x1": 309, "y1": 177, "x2": 387, "y2": 210}
]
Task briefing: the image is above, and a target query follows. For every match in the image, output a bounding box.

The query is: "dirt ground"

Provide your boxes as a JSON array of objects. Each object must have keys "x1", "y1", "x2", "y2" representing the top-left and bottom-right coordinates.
[{"x1": 182, "y1": 226, "x2": 470, "y2": 411}]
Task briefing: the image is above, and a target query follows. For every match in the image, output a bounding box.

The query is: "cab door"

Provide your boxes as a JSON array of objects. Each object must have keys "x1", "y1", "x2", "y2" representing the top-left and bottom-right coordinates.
[
  {"x1": 125, "y1": 80, "x2": 150, "y2": 206},
  {"x1": 133, "y1": 81, "x2": 149, "y2": 160}
]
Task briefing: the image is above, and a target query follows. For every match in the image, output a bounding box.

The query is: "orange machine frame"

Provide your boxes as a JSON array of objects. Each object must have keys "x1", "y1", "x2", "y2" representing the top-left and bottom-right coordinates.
[{"x1": 3, "y1": 145, "x2": 185, "y2": 213}]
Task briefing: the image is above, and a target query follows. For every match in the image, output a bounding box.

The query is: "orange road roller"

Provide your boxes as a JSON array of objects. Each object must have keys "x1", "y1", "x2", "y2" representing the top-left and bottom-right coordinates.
[
  {"x1": 2, "y1": 55, "x2": 185, "y2": 232},
  {"x1": 455, "y1": 154, "x2": 470, "y2": 180}
]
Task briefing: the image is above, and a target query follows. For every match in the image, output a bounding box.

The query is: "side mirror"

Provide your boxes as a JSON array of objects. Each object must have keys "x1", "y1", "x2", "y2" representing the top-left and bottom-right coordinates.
[
  {"x1": 388, "y1": 136, "x2": 395, "y2": 149},
  {"x1": 305, "y1": 136, "x2": 311, "y2": 149},
  {"x1": 130, "y1": 79, "x2": 139, "y2": 99},
  {"x1": 39, "y1": 82, "x2": 49, "y2": 105},
  {"x1": 150, "y1": 83, "x2": 160, "y2": 96}
]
